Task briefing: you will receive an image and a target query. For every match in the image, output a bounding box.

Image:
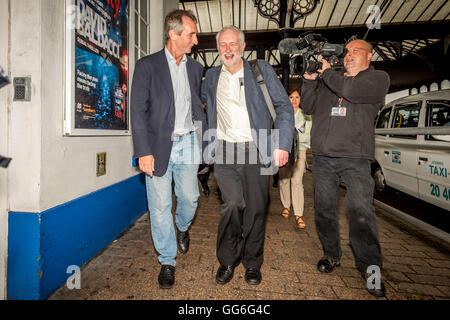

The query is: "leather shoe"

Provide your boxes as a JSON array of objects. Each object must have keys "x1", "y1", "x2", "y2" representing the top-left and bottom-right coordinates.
[
  {"x1": 317, "y1": 256, "x2": 340, "y2": 273},
  {"x1": 158, "y1": 265, "x2": 175, "y2": 289},
  {"x1": 177, "y1": 229, "x2": 190, "y2": 254},
  {"x1": 361, "y1": 271, "x2": 386, "y2": 298},
  {"x1": 245, "y1": 268, "x2": 262, "y2": 285},
  {"x1": 215, "y1": 265, "x2": 234, "y2": 285}
]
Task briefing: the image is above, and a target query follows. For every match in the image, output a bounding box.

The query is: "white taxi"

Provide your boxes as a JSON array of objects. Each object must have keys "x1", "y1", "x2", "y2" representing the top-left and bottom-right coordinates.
[{"x1": 373, "y1": 90, "x2": 450, "y2": 211}]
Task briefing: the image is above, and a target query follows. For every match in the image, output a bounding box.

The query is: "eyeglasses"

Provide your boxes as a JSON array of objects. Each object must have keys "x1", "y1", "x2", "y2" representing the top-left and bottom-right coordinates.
[{"x1": 218, "y1": 42, "x2": 240, "y2": 49}]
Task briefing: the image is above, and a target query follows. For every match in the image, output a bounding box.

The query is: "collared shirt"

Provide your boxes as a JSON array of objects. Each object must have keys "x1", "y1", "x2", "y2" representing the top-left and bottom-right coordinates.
[
  {"x1": 165, "y1": 47, "x2": 195, "y2": 136},
  {"x1": 216, "y1": 66, "x2": 253, "y2": 142},
  {"x1": 295, "y1": 108, "x2": 312, "y2": 151}
]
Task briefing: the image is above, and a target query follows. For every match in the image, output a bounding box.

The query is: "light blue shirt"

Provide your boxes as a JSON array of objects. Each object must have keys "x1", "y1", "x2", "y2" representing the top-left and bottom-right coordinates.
[{"x1": 165, "y1": 47, "x2": 194, "y2": 136}]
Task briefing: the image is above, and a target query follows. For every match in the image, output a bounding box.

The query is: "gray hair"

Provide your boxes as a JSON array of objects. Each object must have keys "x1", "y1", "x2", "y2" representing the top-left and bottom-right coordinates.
[
  {"x1": 164, "y1": 9, "x2": 198, "y2": 43},
  {"x1": 216, "y1": 25, "x2": 245, "y2": 49}
]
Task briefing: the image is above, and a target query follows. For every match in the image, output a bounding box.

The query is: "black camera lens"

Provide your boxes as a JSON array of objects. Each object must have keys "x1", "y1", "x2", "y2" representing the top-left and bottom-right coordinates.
[
  {"x1": 305, "y1": 61, "x2": 322, "y2": 74},
  {"x1": 290, "y1": 55, "x2": 323, "y2": 76},
  {"x1": 291, "y1": 56, "x2": 305, "y2": 75}
]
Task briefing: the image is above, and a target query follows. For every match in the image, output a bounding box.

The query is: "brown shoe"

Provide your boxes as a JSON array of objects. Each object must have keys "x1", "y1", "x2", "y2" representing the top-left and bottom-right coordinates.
[
  {"x1": 281, "y1": 208, "x2": 290, "y2": 219},
  {"x1": 295, "y1": 216, "x2": 306, "y2": 229}
]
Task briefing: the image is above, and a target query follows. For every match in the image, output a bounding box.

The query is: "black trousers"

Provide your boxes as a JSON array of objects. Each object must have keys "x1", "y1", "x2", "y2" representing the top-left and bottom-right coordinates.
[
  {"x1": 214, "y1": 140, "x2": 270, "y2": 269},
  {"x1": 312, "y1": 155, "x2": 382, "y2": 273},
  {"x1": 197, "y1": 163, "x2": 210, "y2": 188}
]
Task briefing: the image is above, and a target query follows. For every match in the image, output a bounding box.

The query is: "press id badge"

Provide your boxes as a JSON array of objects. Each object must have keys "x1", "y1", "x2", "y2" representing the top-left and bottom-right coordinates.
[
  {"x1": 331, "y1": 97, "x2": 346, "y2": 117},
  {"x1": 331, "y1": 107, "x2": 347, "y2": 117}
]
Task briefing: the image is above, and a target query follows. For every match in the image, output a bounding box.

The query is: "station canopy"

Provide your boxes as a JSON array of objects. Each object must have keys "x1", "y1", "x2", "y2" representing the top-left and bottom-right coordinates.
[{"x1": 179, "y1": 0, "x2": 450, "y2": 92}]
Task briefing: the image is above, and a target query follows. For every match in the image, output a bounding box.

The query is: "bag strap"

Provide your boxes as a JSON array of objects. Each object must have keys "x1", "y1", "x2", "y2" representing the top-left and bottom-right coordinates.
[{"x1": 248, "y1": 60, "x2": 277, "y2": 122}]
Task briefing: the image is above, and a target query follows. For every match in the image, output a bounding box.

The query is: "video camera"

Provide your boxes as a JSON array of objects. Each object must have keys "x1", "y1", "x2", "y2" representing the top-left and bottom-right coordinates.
[
  {"x1": 0, "y1": 64, "x2": 8, "y2": 89},
  {"x1": 278, "y1": 32, "x2": 347, "y2": 76}
]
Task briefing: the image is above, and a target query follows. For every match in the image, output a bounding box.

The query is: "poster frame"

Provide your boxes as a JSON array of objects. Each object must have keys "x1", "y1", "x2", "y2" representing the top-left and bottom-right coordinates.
[{"x1": 64, "y1": 0, "x2": 131, "y2": 136}]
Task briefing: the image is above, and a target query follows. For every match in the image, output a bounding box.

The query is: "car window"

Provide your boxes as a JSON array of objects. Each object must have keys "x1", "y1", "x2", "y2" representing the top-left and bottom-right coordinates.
[
  {"x1": 426, "y1": 100, "x2": 450, "y2": 142},
  {"x1": 391, "y1": 102, "x2": 421, "y2": 139},
  {"x1": 376, "y1": 107, "x2": 392, "y2": 134}
]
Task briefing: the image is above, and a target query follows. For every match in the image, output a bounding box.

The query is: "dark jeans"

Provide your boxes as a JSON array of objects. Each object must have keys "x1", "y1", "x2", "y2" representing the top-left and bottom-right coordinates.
[
  {"x1": 312, "y1": 155, "x2": 382, "y2": 273},
  {"x1": 214, "y1": 140, "x2": 270, "y2": 269}
]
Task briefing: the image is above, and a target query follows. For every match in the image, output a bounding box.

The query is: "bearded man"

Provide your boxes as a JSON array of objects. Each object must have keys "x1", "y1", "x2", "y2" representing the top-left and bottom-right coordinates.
[{"x1": 201, "y1": 26, "x2": 294, "y2": 285}]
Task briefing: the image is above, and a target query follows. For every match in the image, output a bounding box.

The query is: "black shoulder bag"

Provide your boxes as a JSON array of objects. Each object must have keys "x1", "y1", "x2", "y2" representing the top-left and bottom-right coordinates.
[{"x1": 248, "y1": 60, "x2": 298, "y2": 167}]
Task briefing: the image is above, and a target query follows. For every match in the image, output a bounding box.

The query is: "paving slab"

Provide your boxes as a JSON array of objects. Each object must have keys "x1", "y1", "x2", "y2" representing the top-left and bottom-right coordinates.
[{"x1": 49, "y1": 168, "x2": 450, "y2": 301}]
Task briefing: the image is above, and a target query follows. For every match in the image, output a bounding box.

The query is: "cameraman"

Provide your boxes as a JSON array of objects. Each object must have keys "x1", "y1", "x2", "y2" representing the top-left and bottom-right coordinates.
[{"x1": 301, "y1": 39, "x2": 390, "y2": 297}]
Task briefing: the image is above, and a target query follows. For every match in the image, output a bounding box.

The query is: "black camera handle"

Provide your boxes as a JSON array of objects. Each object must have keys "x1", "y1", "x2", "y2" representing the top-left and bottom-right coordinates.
[{"x1": 0, "y1": 64, "x2": 11, "y2": 168}]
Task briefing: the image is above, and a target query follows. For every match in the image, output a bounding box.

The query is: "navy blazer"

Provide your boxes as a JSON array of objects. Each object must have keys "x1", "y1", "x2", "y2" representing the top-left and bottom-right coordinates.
[
  {"x1": 201, "y1": 59, "x2": 294, "y2": 165},
  {"x1": 130, "y1": 49, "x2": 206, "y2": 177}
]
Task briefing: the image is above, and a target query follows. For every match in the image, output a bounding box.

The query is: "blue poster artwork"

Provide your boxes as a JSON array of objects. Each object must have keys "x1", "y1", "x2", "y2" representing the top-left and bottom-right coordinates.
[{"x1": 74, "y1": 0, "x2": 129, "y2": 130}]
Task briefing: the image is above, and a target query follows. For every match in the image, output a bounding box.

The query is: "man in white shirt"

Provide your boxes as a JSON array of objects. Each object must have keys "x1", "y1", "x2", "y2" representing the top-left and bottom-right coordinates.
[{"x1": 201, "y1": 26, "x2": 294, "y2": 286}]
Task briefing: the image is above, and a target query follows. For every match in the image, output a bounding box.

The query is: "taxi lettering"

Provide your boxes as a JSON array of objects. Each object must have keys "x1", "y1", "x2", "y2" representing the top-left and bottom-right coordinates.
[{"x1": 429, "y1": 165, "x2": 448, "y2": 178}]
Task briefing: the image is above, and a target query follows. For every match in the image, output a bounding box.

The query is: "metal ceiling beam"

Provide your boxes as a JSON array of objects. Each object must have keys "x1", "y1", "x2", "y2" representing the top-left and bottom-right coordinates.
[
  {"x1": 373, "y1": 40, "x2": 449, "y2": 92},
  {"x1": 373, "y1": 44, "x2": 391, "y2": 61},
  {"x1": 194, "y1": 21, "x2": 450, "y2": 50}
]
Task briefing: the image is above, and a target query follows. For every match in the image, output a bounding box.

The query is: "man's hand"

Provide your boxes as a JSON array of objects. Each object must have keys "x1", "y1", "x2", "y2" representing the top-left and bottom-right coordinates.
[
  {"x1": 274, "y1": 149, "x2": 289, "y2": 167},
  {"x1": 303, "y1": 72, "x2": 318, "y2": 80},
  {"x1": 139, "y1": 155, "x2": 155, "y2": 177},
  {"x1": 317, "y1": 59, "x2": 331, "y2": 73}
]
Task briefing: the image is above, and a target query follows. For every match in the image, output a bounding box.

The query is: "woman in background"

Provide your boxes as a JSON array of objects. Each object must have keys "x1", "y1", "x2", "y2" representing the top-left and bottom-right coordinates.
[{"x1": 279, "y1": 86, "x2": 312, "y2": 229}]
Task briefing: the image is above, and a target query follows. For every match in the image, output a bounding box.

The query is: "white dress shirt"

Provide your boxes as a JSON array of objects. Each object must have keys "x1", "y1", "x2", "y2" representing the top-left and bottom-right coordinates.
[{"x1": 216, "y1": 66, "x2": 253, "y2": 142}]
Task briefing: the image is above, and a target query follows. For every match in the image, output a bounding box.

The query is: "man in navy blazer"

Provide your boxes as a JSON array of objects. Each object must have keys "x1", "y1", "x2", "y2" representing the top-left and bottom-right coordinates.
[
  {"x1": 130, "y1": 10, "x2": 206, "y2": 289},
  {"x1": 201, "y1": 26, "x2": 294, "y2": 286}
]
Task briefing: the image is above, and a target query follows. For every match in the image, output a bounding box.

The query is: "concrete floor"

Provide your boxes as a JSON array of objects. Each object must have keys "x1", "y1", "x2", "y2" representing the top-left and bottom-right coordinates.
[{"x1": 49, "y1": 170, "x2": 450, "y2": 301}]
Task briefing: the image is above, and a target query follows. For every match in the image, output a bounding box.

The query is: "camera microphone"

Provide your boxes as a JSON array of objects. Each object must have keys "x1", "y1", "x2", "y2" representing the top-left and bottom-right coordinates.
[
  {"x1": 278, "y1": 38, "x2": 309, "y2": 55},
  {"x1": 278, "y1": 32, "x2": 319, "y2": 55}
]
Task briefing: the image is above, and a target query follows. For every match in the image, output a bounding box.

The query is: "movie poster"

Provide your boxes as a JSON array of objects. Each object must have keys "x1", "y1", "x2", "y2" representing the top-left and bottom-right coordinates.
[{"x1": 74, "y1": 0, "x2": 129, "y2": 131}]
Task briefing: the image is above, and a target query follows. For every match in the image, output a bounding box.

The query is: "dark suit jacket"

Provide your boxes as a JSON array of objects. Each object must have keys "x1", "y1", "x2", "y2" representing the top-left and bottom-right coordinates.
[
  {"x1": 130, "y1": 49, "x2": 206, "y2": 177},
  {"x1": 201, "y1": 59, "x2": 294, "y2": 165}
]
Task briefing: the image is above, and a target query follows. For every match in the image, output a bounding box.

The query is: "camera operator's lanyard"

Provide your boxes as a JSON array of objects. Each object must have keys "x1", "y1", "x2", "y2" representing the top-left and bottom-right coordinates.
[
  {"x1": 331, "y1": 74, "x2": 356, "y2": 117},
  {"x1": 331, "y1": 97, "x2": 346, "y2": 117}
]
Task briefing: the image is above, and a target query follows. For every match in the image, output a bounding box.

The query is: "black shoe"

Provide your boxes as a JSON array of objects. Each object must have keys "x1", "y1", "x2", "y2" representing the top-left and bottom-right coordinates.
[
  {"x1": 202, "y1": 184, "x2": 210, "y2": 197},
  {"x1": 361, "y1": 271, "x2": 386, "y2": 298},
  {"x1": 177, "y1": 229, "x2": 190, "y2": 254},
  {"x1": 158, "y1": 265, "x2": 175, "y2": 289},
  {"x1": 215, "y1": 265, "x2": 235, "y2": 285},
  {"x1": 317, "y1": 256, "x2": 340, "y2": 273},
  {"x1": 245, "y1": 268, "x2": 262, "y2": 285}
]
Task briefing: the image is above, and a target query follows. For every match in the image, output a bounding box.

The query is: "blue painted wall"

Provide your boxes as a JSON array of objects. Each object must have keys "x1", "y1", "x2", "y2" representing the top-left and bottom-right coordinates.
[
  {"x1": 7, "y1": 174, "x2": 147, "y2": 300},
  {"x1": 7, "y1": 213, "x2": 41, "y2": 300}
]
